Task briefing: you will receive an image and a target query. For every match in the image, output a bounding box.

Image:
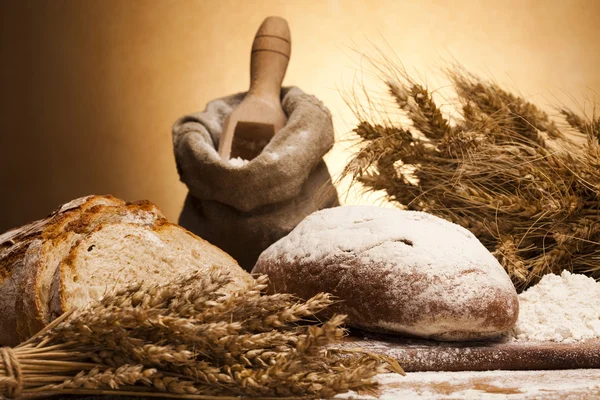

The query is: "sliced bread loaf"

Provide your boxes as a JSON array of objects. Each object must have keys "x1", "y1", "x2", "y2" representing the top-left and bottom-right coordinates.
[
  {"x1": 48, "y1": 221, "x2": 253, "y2": 319},
  {"x1": 1, "y1": 195, "x2": 253, "y2": 346},
  {"x1": 19, "y1": 199, "x2": 165, "y2": 338},
  {"x1": 1, "y1": 195, "x2": 124, "y2": 345}
]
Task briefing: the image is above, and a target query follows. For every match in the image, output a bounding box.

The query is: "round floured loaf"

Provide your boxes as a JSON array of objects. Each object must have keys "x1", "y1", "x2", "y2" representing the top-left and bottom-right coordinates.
[{"x1": 252, "y1": 206, "x2": 519, "y2": 341}]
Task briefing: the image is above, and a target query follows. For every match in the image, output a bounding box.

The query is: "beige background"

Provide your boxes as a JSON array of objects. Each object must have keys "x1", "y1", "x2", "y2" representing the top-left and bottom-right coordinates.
[{"x1": 1, "y1": 0, "x2": 599, "y2": 232}]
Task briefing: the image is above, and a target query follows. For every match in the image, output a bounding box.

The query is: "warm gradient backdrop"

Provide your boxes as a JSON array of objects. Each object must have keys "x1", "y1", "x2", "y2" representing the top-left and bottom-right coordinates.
[{"x1": 1, "y1": 0, "x2": 599, "y2": 232}]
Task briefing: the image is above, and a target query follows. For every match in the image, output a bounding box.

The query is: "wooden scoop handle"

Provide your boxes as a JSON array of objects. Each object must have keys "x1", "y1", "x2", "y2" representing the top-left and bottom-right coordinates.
[{"x1": 249, "y1": 16, "x2": 291, "y2": 99}]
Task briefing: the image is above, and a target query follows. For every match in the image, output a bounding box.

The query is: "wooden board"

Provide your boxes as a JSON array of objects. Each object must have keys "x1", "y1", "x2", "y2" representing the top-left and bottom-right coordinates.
[{"x1": 333, "y1": 331, "x2": 600, "y2": 372}]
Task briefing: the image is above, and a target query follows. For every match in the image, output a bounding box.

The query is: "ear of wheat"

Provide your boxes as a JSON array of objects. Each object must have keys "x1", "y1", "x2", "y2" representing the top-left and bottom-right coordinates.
[
  {"x1": 343, "y1": 60, "x2": 600, "y2": 291},
  {"x1": 0, "y1": 268, "x2": 403, "y2": 399}
]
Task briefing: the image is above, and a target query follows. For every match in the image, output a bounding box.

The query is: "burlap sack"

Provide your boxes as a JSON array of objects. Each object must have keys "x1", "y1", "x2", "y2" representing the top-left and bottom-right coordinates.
[{"x1": 173, "y1": 87, "x2": 339, "y2": 271}]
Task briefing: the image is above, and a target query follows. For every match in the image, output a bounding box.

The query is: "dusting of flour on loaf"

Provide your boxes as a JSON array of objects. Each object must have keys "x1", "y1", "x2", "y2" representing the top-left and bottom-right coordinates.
[
  {"x1": 121, "y1": 212, "x2": 157, "y2": 225},
  {"x1": 272, "y1": 206, "x2": 512, "y2": 291},
  {"x1": 141, "y1": 230, "x2": 165, "y2": 247},
  {"x1": 256, "y1": 206, "x2": 518, "y2": 339},
  {"x1": 510, "y1": 271, "x2": 600, "y2": 343}
]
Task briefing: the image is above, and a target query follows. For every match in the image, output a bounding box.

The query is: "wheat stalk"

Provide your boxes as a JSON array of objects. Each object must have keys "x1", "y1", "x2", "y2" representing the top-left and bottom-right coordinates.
[
  {"x1": 0, "y1": 268, "x2": 403, "y2": 399},
  {"x1": 344, "y1": 60, "x2": 600, "y2": 290}
]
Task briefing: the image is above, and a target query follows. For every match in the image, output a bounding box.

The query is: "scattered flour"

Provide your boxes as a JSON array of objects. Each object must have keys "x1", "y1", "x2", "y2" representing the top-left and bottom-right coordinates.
[
  {"x1": 511, "y1": 270, "x2": 600, "y2": 343},
  {"x1": 334, "y1": 369, "x2": 600, "y2": 399},
  {"x1": 227, "y1": 157, "x2": 249, "y2": 167},
  {"x1": 121, "y1": 211, "x2": 158, "y2": 225},
  {"x1": 266, "y1": 151, "x2": 280, "y2": 161},
  {"x1": 140, "y1": 230, "x2": 165, "y2": 247}
]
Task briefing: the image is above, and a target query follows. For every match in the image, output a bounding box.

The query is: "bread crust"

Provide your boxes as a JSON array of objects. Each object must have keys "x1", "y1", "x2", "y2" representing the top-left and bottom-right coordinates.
[
  {"x1": 15, "y1": 239, "x2": 44, "y2": 341},
  {"x1": 0, "y1": 244, "x2": 28, "y2": 345},
  {"x1": 256, "y1": 254, "x2": 519, "y2": 340}
]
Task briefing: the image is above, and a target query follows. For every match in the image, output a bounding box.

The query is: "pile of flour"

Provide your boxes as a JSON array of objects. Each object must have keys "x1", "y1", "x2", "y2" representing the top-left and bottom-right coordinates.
[
  {"x1": 227, "y1": 157, "x2": 249, "y2": 167},
  {"x1": 511, "y1": 270, "x2": 600, "y2": 343}
]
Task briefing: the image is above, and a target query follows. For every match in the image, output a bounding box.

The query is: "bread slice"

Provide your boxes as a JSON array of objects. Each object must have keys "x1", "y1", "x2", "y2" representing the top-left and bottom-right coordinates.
[
  {"x1": 48, "y1": 222, "x2": 253, "y2": 319},
  {"x1": 19, "y1": 200, "x2": 165, "y2": 339},
  {"x1": 1, "y1": 195, "x2": 124, "y2": 345}
]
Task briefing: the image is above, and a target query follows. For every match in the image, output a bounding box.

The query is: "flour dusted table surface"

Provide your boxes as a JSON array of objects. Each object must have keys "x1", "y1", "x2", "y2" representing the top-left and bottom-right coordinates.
[
  {"x1": 330, "y1": 332, "x2": 600, "y2": 398},
  {"x1": 335, "y1": 369, "x2": 600, "y2": 399}
]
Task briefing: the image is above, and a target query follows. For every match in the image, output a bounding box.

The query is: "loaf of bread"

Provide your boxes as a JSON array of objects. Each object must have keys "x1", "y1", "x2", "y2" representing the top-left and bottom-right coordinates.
[
  {"x1": 19, "y1": 196, "x2": 162, "y2": 341},
  {"x1": 252, "y1": 206, "x2": 519, "y2": 341},
  {"x1": 0, "y1": 195, "x2": 253, "y2": 346},
  {"x1": 1, "y1": 195, "x2": 122, "y2": 345}
]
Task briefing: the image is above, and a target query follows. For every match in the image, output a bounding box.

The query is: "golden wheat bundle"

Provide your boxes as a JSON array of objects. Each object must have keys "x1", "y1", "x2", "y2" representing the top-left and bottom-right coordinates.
[
  {"x1": 344, "y1": 59, "x2": 600, "y2": 291},
  {"x1": 0, "y1": 267, "x2": 402, "y2": 399}
]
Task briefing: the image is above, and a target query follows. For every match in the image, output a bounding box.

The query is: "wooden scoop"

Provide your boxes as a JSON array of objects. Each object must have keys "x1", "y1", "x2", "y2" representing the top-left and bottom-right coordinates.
[{"x1": 218, "y1": 16, "x2": 291, "y2": 160}]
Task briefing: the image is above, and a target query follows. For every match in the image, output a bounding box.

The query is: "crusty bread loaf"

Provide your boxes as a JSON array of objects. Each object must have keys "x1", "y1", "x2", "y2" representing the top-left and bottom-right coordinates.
[
  {"x1": 0, "y1": 195, "x2": 253, "y2": 346},
  {"x1": 252, "y1": 206, "x2": 519, "y2": 341},
  {"x1": 19, "y1": 199, "x2": 165, "y2": 338},
  {"x1": 1, "y1": 195, "x2": 124, "y2": 345}
]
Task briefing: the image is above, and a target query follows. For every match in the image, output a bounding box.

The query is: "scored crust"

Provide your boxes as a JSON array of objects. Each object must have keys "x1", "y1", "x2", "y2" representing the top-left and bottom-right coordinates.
[
  {"x1": 18, "y1": 200, "x2": 165, "y2": 340},
  {"x1": 49, "y1": 221, "x2": 253, "y2": 320}
]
